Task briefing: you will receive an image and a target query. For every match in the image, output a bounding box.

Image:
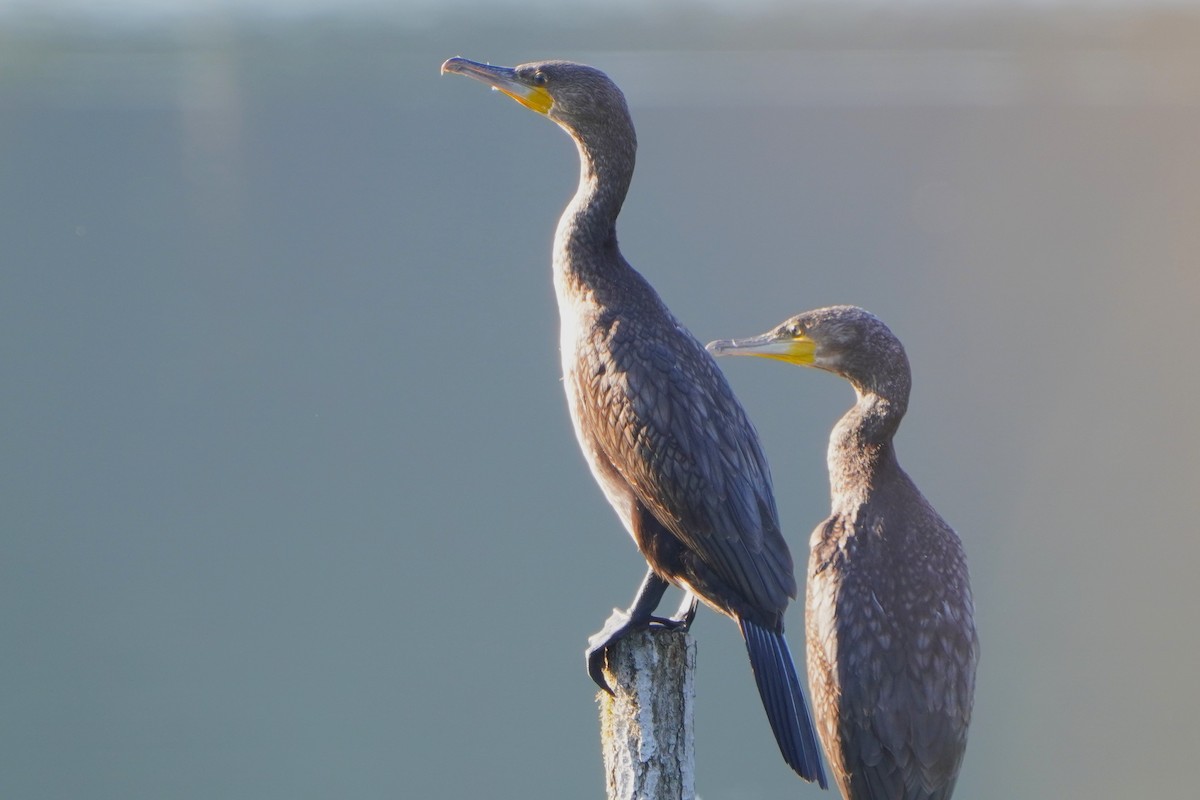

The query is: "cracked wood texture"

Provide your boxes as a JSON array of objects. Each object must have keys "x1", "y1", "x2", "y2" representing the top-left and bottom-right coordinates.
[{"x1": 598, "y1": 628, "x2": 697, "y2": 800}]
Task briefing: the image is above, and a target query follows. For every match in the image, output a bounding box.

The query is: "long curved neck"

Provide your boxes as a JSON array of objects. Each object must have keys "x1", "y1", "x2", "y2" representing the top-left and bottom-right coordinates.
[
  {"x1": 554, "y1": 126, "x2": 636, "y2": 283},
  {"x1": 828, "y1": 387, "x2": 906, "y2": 515}
]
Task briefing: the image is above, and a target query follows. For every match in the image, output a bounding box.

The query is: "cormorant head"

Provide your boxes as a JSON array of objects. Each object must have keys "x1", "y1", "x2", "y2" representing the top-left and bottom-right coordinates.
[
  {"x1": 707, "y1": 305, "x2": 911, "y2": 401},
  {"x1": 441, "y1": 57, "x2": 635, "y2": 150}
]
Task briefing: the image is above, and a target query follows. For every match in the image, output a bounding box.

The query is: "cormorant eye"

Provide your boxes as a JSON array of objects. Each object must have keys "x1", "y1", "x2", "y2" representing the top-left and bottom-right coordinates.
[{"x1": 532, "y1": 71, "x2": 548, "y2": 86}]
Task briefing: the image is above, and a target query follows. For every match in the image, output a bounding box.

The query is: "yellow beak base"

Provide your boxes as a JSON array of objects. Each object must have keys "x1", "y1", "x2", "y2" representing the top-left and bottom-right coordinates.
[{"x1": 441, "y1": 57, "x2": 554, "y2": 116}]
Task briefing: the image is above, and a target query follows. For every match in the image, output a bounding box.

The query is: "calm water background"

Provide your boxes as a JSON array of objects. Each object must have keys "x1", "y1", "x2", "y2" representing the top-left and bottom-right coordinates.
[{"x1": 3, "y1": 4, "x2": 1198, "y2": 798}]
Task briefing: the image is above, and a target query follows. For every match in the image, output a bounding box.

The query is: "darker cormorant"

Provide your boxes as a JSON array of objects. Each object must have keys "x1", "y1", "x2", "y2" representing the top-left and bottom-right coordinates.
[{"x1": 442, "y1": 57, "x2": 826, "y2": 786}]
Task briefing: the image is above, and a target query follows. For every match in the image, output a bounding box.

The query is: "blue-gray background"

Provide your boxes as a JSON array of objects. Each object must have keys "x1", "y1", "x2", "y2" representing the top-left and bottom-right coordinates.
[{"x1": 3, "y1": 2, "x2": 1198, "y2": 798}]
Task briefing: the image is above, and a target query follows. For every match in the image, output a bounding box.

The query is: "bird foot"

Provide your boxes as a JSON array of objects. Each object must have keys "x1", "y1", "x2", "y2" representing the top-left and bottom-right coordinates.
[
  {"x1": 662, "y1": 593, "x2": 699, "y2": 630},
  {"x1": 585, "y1": 596, "x2": 699, "y2": 694},
  {"x1": 646, "y1": 610, "x2": 695, "y2": 631}
]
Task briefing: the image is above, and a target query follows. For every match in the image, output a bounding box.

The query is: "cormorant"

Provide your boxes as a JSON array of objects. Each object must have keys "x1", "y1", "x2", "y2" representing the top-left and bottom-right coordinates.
[
  {"x1": 708, "y1": 305, "x2": 979, "y2": 799},
  {"x1": 441, "y1": 57, "x2": 826, "y2": 786}
]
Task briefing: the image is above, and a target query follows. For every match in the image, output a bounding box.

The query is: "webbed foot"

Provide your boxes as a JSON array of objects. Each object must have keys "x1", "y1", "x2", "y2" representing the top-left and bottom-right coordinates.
[{"x1": 585, "y1": 569, "x2": 682, "y2": 693}]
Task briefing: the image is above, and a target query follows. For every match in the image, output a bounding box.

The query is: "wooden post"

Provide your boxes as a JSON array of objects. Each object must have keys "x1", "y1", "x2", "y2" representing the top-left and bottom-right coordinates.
[{"x1": 598, "y1": 627, "x2": 697, "y2": 800}]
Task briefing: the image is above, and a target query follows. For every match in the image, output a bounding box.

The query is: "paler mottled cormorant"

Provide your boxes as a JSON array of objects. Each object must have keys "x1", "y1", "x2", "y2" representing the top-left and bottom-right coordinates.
[
  {"x1": 441, "y1": 57, "x2": 826, "y2": 786},
  {"x1": 708, "y1": 305, "x2": 979, "y2": 799}
]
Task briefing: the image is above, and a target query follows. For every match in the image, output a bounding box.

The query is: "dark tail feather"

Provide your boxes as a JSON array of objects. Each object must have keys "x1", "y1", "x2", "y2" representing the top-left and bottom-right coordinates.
[{"x1": 739, "y1": 617, "x2": 828, "y2": 788}]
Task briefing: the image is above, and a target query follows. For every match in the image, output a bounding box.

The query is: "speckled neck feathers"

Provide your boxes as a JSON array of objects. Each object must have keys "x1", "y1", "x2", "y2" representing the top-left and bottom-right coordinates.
[
  {"x1": 553, "y1": 105, "x2": 637, "y2": 285},
  {"x1": 827, "y1": 360, "x2": 911, "y2": 516}
]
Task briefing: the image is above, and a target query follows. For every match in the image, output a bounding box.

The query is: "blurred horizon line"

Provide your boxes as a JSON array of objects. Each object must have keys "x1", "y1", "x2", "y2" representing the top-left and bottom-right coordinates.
[{"x1": 1, "y1": 0, "x2": 1199, "y2": 30}]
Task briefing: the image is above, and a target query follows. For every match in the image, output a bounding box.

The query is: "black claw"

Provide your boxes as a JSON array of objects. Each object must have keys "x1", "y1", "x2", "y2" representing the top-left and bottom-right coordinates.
[
  {"x1": 680, "y1": 595, "x2": 699, "y2": 629},
  {"x1": 586, "y1": 645, "x2": 615, "y2": 695},
  {"x1": 586, "y1": 607, "x2": 635, "y2": 694}
]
